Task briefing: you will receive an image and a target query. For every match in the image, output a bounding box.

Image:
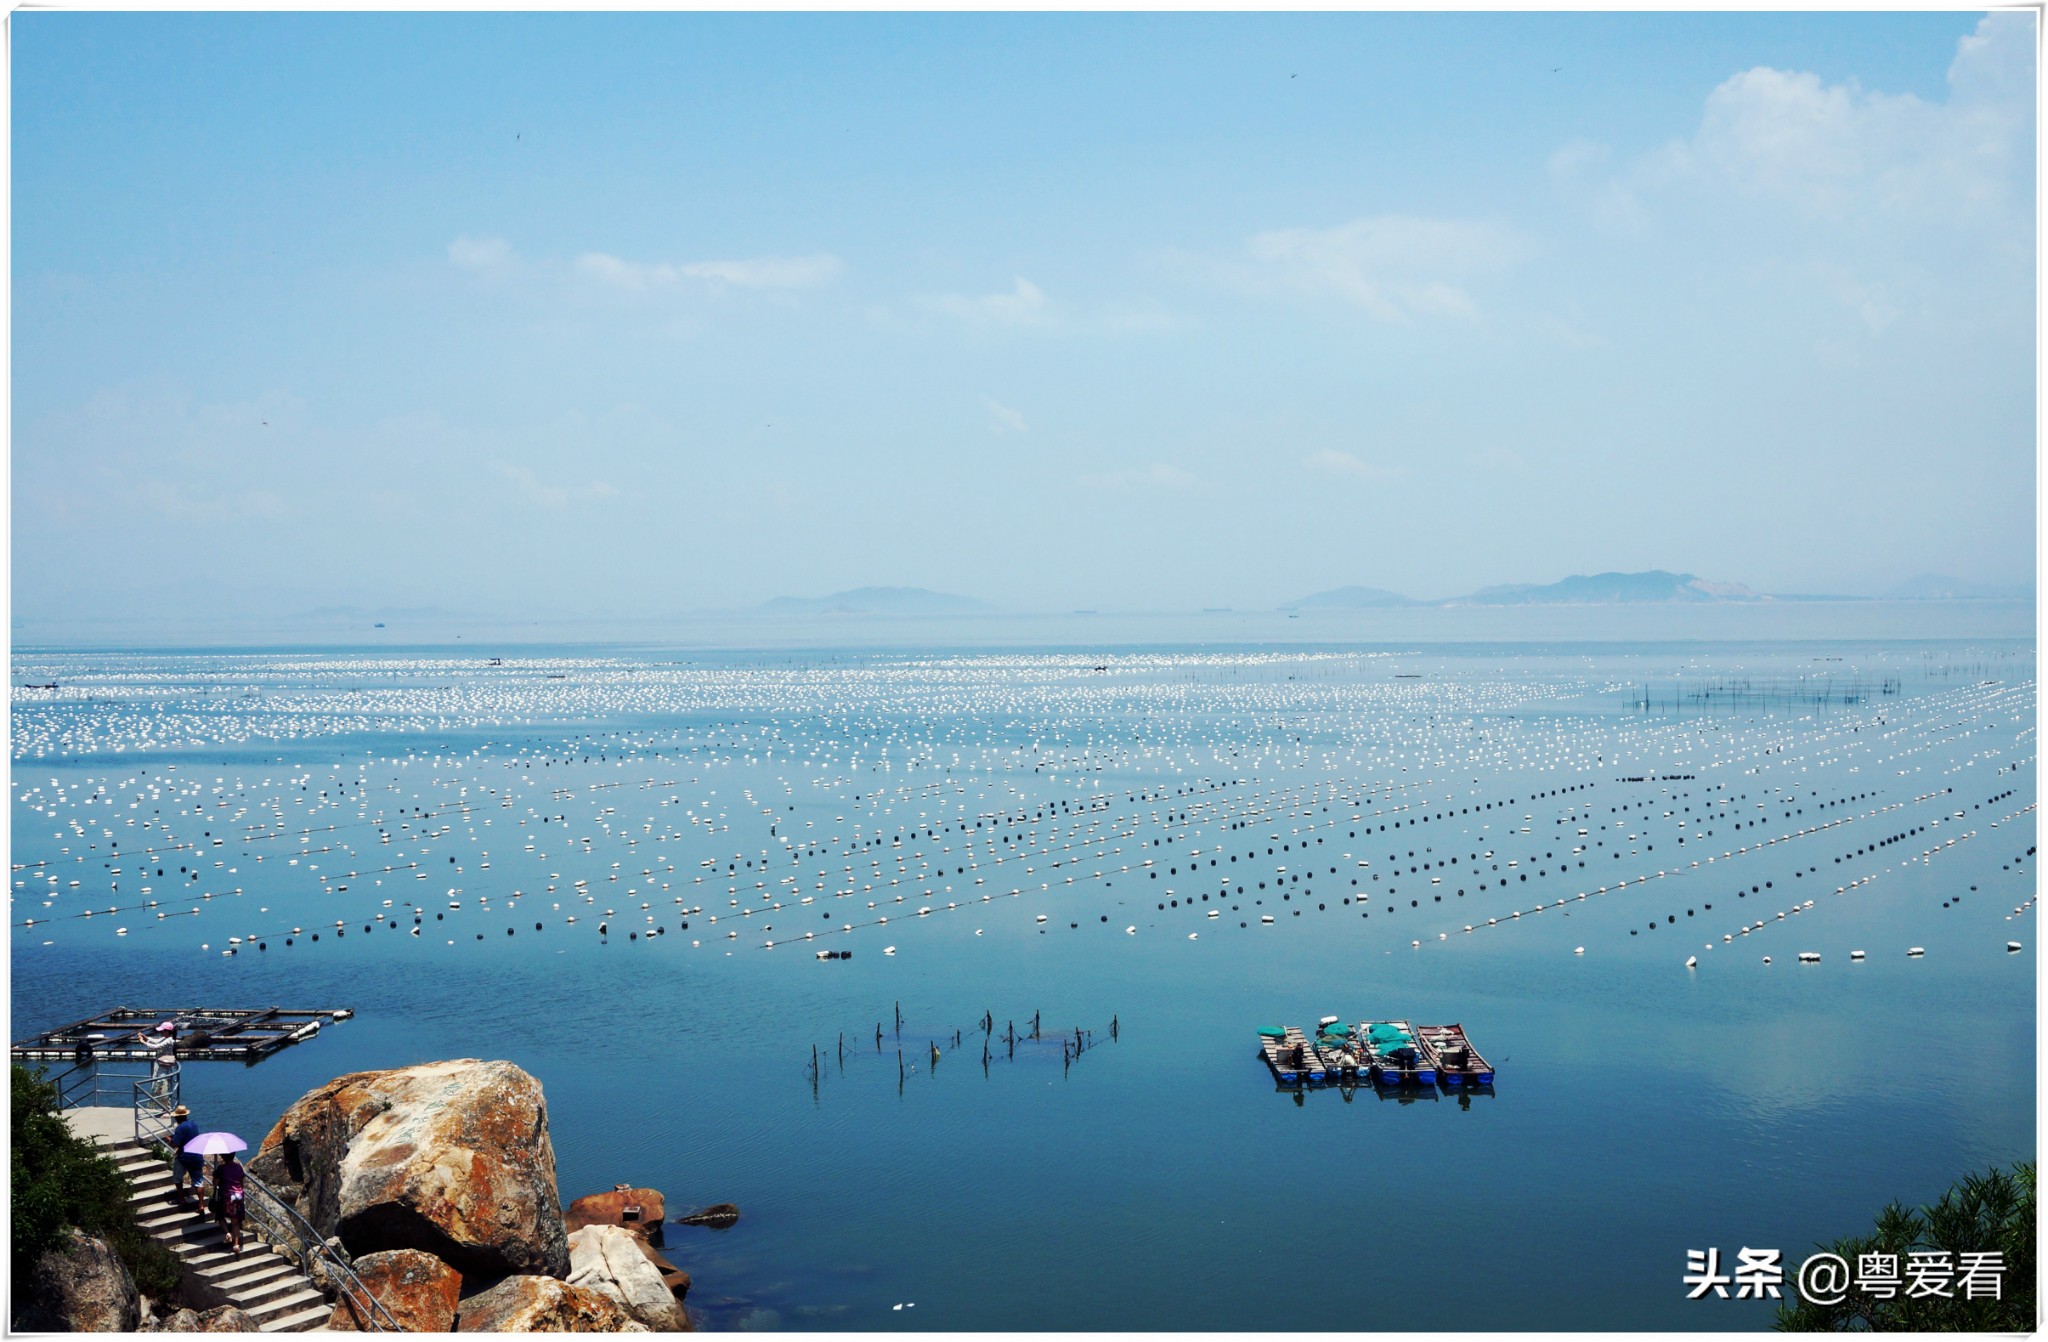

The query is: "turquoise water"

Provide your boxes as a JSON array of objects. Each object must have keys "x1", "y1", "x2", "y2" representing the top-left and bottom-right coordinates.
[{"x1": 10, "y1": 631, "x2": 2035, "y2": 1330}]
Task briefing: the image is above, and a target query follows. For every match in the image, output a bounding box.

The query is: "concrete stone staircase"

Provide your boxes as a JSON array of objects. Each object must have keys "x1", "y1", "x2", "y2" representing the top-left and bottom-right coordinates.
[{"x1": 108, "y1": 1140, "x2": 333, "y2": 1332}]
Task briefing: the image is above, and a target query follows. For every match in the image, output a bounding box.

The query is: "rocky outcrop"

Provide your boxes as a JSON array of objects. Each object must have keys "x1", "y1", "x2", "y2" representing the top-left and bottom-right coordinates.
[
  {"x1": 673, "y1": 1203, "x2": 738, "y2": 1229},
  {"x1": 567, "y1": 1226, "x2": 688, "y2": 1330},
  {"x1": 457, "y1": 1275, "x2": 648, "y2": 1332},
  {"x1": 566, "y1": 1187, "x2": 666, "y2": 1238},
  {"x1": 249, "y1": 1058, "x2": 569, "y2": 1279},
  {"x1": 324, "y1": 1248, "x2": 462, "y2": 1332},
  {"x1": 149, "y1": 1305, "x2": 260, "y2": 1332},
  {"x1": 20, "y1": 1229, "x2": 140, "y2": 1332}
]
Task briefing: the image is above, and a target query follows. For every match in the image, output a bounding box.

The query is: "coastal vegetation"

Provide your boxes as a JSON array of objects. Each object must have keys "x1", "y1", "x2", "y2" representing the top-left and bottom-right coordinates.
[
  {"x1": 10, "y1": 1063, "x2": 181, "y2": 1301},
  {"x1": 1775, "y1": 1161, "x2": 2035, "y2": 1331}
]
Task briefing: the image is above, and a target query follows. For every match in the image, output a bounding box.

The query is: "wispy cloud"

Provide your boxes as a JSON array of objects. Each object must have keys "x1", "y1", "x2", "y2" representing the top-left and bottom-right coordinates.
[
  {"x1": 918, "y1": 277, "x2": 1052, "y2": 327},
  {"x1": 449, "y1": 235, "x2": 515, "y2": 274},
  {"x1": 573, "y1": 251, "x2": 842, "y2": 293},
  {"x1": 1082, "y1": 462, "x2": 1197, "y2": 491},
  {"x1": 1238, "y1": 216, "x2": 1528, "y2": 320},
  {"x1": 498, "y1": 463, "x2": 621, "y2": 508},
  {"x1": 137, "y1": 482, "x2": 288, "y2": 521},
  {"x1": 984, "y1": 398, "x2": 1028, "y2": 434},
  {"x1": 1303, "y1": 449, "x2": 1405, "y2": 484}
]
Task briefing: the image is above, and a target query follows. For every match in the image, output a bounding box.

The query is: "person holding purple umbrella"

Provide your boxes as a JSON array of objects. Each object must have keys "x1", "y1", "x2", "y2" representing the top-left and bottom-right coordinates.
[{"x1": 212, "y1": 1152, "x2": 246, "y2": 1252}]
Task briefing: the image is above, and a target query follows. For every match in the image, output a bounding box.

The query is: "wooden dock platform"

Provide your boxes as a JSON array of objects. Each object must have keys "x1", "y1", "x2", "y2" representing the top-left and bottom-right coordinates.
[{"x1": 13, "y1": 1007, "x2": 353, "y2": 1065}]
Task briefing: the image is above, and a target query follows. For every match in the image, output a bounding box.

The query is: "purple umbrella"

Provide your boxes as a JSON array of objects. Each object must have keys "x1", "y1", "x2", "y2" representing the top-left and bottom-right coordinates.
[{"x1": 182, "y1": 1132, "x2": 247, "y2": 1157}]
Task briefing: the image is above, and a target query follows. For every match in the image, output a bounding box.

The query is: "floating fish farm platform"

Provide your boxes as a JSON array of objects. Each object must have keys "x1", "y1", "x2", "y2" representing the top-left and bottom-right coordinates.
[{"x1": 13, "y1": 1006, "x2": 353, "y2": 1064}]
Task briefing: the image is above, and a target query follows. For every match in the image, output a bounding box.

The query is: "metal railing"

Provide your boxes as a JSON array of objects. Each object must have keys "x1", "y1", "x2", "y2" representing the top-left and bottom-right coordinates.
[
  {"x1": 75, "y1": 1065, "x2": 404, "y2": 1332},
  {"x1": 238, "y1": 1172, "x2": 403, "y2": 1333}
]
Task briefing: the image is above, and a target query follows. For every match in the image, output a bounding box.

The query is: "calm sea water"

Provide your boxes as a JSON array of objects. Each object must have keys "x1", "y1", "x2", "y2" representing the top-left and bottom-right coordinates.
[{"x1": 10, "y1": 619, "x2": 2035, "y2": 1331}]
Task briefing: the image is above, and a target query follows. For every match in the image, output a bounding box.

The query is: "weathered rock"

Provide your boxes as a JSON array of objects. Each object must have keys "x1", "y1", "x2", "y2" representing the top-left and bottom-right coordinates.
[
  {"x1": 566, "y1": 1187, "x2": 667, "y2": 1239},
  {"x1": 23, "y1": 1228, "x2": 139, "y2": 1332},
  {"x1": 149, "y1": 1311, "x2": 258, "y2": 1335},
  {"x1": 457, "y1": 1274, "x2": 648, "y2": 1332},
  {"x1": 324, "y1": 1248, "x2": 462, "y2": 1332},
  {"x1": 567, "y1": 1226, "x2": 687, "y2": 1330},
  {"x1": 673, "y1": 1203, "x2": 738, "y2": 1229},
  {"x1": 249, "y1": 1058, "x2": 569, "y2": 1279},
  {"x1": 632, "y1": 1240, "x2": 690, "y2": 1304}
]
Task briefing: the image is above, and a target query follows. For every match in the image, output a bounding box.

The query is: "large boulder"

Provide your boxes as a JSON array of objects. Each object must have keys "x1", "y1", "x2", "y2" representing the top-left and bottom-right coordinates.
[
  {"x1": 21, "y1": 1229, "x2": 139, "y2": 1332},
  {"x1": 324, "y1": 1248, "x2": 462, "y2": 1332},
  {"x1": 566, "y1": 1186, "x2": 666, "y2": 1239},
  {"x1": 567, "y1": 1226, "x2": 688, "y2": 1331},
  {"x1": 151, "y1": 1305, "x2": 260, "y2": 1332},
  {"x1": 457, "y1": 1274, "x2": 647, "y2": 1332},
  {"x1": 249, "y1": 1058, "x2": 569, "y2": 1279}
]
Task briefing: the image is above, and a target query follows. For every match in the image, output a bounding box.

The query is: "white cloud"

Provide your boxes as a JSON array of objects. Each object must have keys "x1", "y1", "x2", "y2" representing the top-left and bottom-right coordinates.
[
  {"x1": 449, "y1": 236, "x2": 515, "y2": 274},
  {"x1": 498, "y1": 463, "x2": 621, "y2": 508},
  {"x1": 573, "y1": 250, "x2": 841, "y2": 294},
  {"x1": 920, "y1": 277, "x2": 1052, "y2": 326},
  {"x1": 680, "y1": 255, "x2": 842, "y2": 288},
  {"x1": 1303, "y1": 449, "x2": 1404, "y2": 484},
  {"x1": 1569, "y1": 13, "x2": 2031, "y2": 231},
  {"x1": 984, "y1": 398, "x2": 1028, "y2": 434},
  {"x1": 1202, "y1": 215, "x2": 1527, "y2": 320}
]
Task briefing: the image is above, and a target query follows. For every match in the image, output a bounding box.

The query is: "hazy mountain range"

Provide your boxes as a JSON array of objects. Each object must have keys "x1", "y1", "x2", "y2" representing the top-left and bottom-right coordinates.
[
  {"x1": 758, "y1": 586, "x2": 990, "y2": 616},
  {"x1": 743, "y1": 572, "x2": 2032, "y2": 617},
  {"x1": 1282, "y1": 570, "x2": 2033, "y2": 609}
]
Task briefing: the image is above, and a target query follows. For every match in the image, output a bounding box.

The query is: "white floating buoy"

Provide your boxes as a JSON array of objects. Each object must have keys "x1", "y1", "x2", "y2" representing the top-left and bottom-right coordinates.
[
  {"x1": 1798, "y1": 952, "x2": 1820, "y2": 963},
  {"x1": 1849, "y1": 950, "x2": 1865, "y2": 960},
  {"x1": 1574, "y1": 946, "x2": 1584, "y2": 955},
  {"x1": 2007, "y1": 941, "x2": 2023, "y2": 952},
  {"x1": 1907, "y1": 947, "x2": 1925, "y2": 957},
  {"x1": 1685, "y1": 956, "x2": 1696, "y2": 968},
  {"x1": 883, "y1": 946, "x2": 896, "y2": 955},
  {"x1": 1761, "y1": 956, "x2": 1772, "y2": 964}
]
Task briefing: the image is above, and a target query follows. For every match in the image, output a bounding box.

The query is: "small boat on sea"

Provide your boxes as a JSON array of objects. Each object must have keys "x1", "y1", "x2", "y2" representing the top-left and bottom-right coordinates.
[
  {"x1": 1415, "y1": 1023, "x2": 1494, "y2": 1087},
  {"x1": 1358, "y1": 1020, "x2": 1435, "y2": 1087},
  {"x1": 1311, "y1": 1020, "x2": 1365, "y2": 1082},
  {"x1": 1256, "y1": 1026, "x2": 1319, "y2": 1086}
]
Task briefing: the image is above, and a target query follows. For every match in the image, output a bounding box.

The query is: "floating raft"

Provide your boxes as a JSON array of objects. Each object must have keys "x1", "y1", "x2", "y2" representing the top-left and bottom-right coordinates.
[
  {"x1": 12, "y1": 1007, "x2": 353, "y2": 1064},
  {"x1": 1260, "y1": 1017, "x2": 1496, "y2": 1092}
]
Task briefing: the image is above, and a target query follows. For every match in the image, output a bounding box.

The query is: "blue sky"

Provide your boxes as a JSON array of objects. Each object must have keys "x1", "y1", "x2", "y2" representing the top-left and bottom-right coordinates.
[{"x1": 12, "y1": 11, "x2": 2036, "y2": 623}]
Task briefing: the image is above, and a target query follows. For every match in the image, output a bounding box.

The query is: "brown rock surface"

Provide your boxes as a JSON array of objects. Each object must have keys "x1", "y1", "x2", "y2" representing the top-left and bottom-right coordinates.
[
  {"x1": 325, "y1": 1248, "x2": 463, "y2": 1332},
  {"x1": 566, "y1": 1187, "x2": 667, "y2": 1237},
  {"x1": 457, "y1": 1274, "x2": 647, "y2": 1332},
  {"x1": 153, "y1": 1305, "x2": 261, "y2": 1333},
  {"x1": 23, "y1": 1228, "x2": 139, "y2": 1332},
  {"x1": 249, "y1": 1058, "x2": 569, "y2": 1279}
]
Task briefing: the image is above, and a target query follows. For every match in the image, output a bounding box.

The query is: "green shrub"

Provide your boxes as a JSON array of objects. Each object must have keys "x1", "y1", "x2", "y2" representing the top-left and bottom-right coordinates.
[
  {"x1": 11, "y1": 1065, "x2": 183, "y2": 1302},
  {"x1": 1776, "y1": 1161, "x2": 2035, "y2": 1331}
]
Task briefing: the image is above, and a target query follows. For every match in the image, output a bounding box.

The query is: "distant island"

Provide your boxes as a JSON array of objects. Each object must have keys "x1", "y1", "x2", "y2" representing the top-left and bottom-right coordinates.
[
  {"x1": 1457, "y1": 570, "x2": 1764, "y2": 605},
  {"x1": 1283, "y1": 585, "x2": 1421, "y2": 610},
  {"x1": 1285, "y1": 570, "x2": 1763, "y2": 608},
  {"x1": 1282, "y1": 569, "x2": 2033, "y2": 609},
  {"x1": 758, "y1": 586, "x2": 990, "y2": 616}
]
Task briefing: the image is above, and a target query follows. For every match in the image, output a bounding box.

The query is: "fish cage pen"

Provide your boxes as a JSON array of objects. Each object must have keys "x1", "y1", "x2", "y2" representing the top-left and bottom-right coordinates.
[{"x1": 1621, "y1": 676, "x2": 1903, "y2": 714}]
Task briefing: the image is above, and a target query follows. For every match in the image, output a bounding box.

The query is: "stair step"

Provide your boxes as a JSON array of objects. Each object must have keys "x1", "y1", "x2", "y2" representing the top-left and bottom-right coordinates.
[
  {"x1": 207, "y1": 1260, "x2": 296, "y2": 1296},
  {"x1": 245, "y1": 1288, "x2": 325, "y2": 1321},
  {"x1": 258, "y1": 1304, "x2": 334, "y2": 1333}
]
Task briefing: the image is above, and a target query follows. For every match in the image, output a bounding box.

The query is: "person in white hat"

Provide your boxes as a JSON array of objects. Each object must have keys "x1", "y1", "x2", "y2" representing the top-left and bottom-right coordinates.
[{"x1": 169, "y1": 1105, "x2": 205, "y2": 1209}]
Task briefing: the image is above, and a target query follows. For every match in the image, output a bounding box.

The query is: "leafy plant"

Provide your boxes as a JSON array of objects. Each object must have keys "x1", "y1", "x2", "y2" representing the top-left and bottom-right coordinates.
[
  {"x1": 1776, "y1": 1161, "x2": 2034, "y2": 1331},
  {"x1": 11, "y1": 1065, "x2": 183, "y2": 1303}
]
